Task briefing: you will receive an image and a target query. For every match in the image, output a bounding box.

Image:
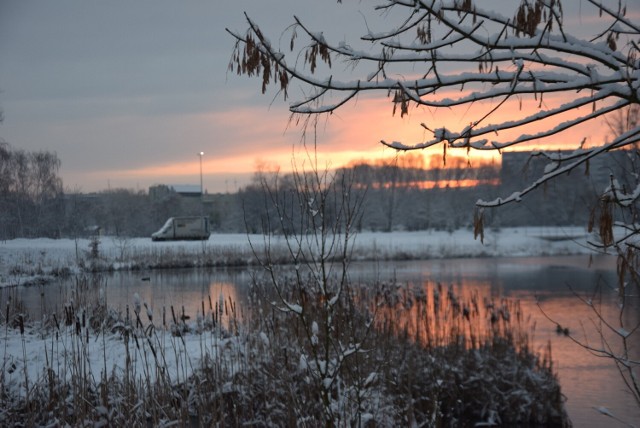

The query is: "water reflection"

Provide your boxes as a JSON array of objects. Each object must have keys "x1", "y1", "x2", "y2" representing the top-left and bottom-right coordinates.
[
  {"x1": 2, "y1": 255, "x2": 639, "y2": 426},
  {"x1": 370, "y1": 280, "x2": 531, "y2": 353},
  {"x1": 1, "y1": 268, "x2": 252, "y2": 329}
]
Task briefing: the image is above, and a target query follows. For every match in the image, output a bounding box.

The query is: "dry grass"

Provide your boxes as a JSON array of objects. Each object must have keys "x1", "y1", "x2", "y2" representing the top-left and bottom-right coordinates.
[{"x1": 0, "y1": 275, "x2": 569, "y2": 427}]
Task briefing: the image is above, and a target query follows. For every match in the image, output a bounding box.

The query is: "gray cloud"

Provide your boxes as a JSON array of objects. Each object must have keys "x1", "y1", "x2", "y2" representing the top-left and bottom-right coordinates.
[{"x1": 2, "y1": 0, "x2": 633, "y2": 192}]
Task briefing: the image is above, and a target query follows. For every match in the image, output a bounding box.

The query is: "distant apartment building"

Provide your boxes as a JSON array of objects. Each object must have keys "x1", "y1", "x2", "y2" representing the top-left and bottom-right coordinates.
[
  {"x1": 500, "y1": 149, "x2": 633, "y2": 193},
  {"x1": 492, "y1": 148, "x2": 635, "y2": 226},
  {"x1": 149, "y1": 184, "x2": 202, "y2": 201}
]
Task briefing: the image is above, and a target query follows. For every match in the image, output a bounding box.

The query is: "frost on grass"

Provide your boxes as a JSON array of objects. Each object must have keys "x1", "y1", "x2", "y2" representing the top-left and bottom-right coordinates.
[{"x1": 0, "y1": 227, "x2": 593, "y2": 288}]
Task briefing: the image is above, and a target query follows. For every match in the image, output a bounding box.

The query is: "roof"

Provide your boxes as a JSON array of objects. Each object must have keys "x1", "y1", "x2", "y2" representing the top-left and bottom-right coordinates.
[{"x1": 169, "y1": 184, "x2": 201, "y2": 195}]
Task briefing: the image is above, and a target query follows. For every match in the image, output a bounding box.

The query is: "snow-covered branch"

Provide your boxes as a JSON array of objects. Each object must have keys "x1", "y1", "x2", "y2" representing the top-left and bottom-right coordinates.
[
  {"x1": 228, "y1": 0, "x2": 639, "y2": 214},
  {"x1": 477, "y1": 125, "x2": 640, "y2": 207},
  {"x1": 228, "y1": 0, "x2": 638, "y2": 149}
]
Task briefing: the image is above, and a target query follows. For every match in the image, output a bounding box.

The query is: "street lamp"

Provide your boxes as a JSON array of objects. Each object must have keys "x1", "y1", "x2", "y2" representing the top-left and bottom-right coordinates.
[
  {"x1": 198, "y1": 151, "x2": 206, "y2": 245},
  {"x1": 198, "y1": 151, "x2": 204, "y2": 197}
]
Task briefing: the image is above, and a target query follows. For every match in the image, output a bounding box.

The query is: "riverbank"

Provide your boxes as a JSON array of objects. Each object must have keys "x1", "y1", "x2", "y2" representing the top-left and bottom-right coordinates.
[
  {"x1": 1, "y1": 270, "x2": 569, "y2": 426},
  {"x1": 0, "y1": 226, "x2": 594, "y2": 288}
]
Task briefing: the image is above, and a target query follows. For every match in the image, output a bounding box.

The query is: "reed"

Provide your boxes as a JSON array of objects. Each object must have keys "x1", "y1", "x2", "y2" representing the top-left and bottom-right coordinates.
[{"x1": 0, "y1": 274, "x2": 569, "y2": 426}]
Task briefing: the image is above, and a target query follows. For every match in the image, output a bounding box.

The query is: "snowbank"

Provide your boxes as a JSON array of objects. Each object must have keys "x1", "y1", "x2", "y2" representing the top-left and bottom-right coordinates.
[{"x1": 0, "y1": 226, "x2": 594, "y2": 288}]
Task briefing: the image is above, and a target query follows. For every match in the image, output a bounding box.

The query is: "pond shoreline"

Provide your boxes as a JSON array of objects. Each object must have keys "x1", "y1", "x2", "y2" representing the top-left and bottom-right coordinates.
[
  {"x1": 1, "y1": 226, "x2": 596, "y2": 288},
  {"x1": 1, "y1": 261, "x2": 573, "y2": 427}
]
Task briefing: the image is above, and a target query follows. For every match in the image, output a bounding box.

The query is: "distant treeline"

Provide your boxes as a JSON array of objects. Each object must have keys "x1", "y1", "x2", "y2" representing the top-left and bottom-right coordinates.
[
  {"x1": 0, "y1": 143, "x2": 64, "y2": 239},
  {"x1": 0, "y1": 145, "x2": 631, "y2": 240}
]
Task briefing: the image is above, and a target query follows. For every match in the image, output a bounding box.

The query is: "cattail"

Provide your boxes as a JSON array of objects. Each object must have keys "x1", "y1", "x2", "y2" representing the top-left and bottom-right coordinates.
[
  {"x1": 135, "y1": 312, "x2": 142, "y2": 330},
  {"x1": 133, "y1": 293, "x2": 141, "y2": 316},
  {"x1": 64, "y1": 304, "x2": 72, "y2": 326},
  {"x1": 144, "y1": 302, "x2": 153, "y2": 322}
]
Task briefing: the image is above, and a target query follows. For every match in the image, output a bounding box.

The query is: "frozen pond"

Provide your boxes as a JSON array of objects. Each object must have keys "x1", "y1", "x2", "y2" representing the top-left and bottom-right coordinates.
[{"x1": 3, "y1": 255, "x2": 639, "y2": 427}]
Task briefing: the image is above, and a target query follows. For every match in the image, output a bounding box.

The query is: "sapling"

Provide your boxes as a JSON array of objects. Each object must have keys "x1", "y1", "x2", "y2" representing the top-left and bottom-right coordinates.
[{"x1": 247, "y1": 135, "x2": 374, "y2": 425}]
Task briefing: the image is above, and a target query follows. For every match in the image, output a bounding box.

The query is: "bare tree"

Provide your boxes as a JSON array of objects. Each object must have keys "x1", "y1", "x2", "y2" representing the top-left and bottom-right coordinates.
[
  {"x1": 247, "y1": 138, "x2": 372, "y2": 425},
  {"x1": 228, "y1": 0, "x2": 640, "y2": 409},
  {"x1": 0, "y1": 145, "x2": 63, "y2": 238}
]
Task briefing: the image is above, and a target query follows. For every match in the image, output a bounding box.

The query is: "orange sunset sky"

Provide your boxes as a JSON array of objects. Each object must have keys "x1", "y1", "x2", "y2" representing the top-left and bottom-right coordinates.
[{"x1": 1, "y1": 1, "x2": 636, "y2": 193}]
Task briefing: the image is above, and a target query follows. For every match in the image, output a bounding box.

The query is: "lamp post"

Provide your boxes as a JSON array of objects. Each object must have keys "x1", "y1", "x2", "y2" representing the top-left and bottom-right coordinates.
[
  {"x1": 198, "y1": 151, "x2": 206, "y2": 247},
  {"x1": 198, "y1": 152, "x2": 204, "y2": 220},
  {"x1": 198, "y1": 151, "x2": 204, "y2": 198}
]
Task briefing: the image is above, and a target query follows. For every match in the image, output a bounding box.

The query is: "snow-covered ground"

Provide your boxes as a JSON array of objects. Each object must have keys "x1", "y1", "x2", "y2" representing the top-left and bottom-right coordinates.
[{"x1": 0, "y1": 226, "x2": 595, "y2": 288}]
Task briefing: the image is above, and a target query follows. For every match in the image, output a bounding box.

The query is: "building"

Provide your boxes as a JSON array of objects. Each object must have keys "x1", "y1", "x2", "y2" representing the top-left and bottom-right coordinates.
[{"x1": 149, "y1": 184, "x2": 203, "y2": 201}]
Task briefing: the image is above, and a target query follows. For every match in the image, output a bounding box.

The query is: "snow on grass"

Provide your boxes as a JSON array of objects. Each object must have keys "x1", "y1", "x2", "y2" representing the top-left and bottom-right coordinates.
[
  {"x1": 1, "y1": 321, "x2": 238, "y2": 399},
  {"x1": 0, "y1": 226, "x2": 594, "y2": 288},
  {"x1": 0, "y1": 275, "x2": 569, "y2": 426}
]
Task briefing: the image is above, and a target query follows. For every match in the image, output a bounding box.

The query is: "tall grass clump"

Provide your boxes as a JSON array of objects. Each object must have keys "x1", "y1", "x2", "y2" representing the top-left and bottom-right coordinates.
[
  {"x1": 239, "y1": 141, "x2": 568, "y2": 426},
  {"x1": 0, "y1": 272, "x2": 568, "y2": 426},
  {"x1": 370, "y1": 281, "x2": 564, "y2": 425},
  {"x1": 238, "y1": 274, "x2": 568, "y2": 426},
  {"x1": 0, "y1": 274, "x2": 253, "y2": 426}
]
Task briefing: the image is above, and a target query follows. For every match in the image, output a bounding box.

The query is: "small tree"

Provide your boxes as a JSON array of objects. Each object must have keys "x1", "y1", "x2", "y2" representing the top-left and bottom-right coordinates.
[
  {"x1": 247, "y1": 137, "x2": 373, "y2": 425},
  {"x1": 228, "y1": 0, "x2": 640, "y2": 408}
]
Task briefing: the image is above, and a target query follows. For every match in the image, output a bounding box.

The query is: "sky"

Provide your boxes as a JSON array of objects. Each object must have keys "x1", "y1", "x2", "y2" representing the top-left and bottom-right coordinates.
[{"x1": 0, "y1": 0, "x2": 637, "y2": 193}]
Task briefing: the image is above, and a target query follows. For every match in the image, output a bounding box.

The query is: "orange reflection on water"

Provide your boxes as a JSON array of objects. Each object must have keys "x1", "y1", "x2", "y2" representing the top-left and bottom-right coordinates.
[
  {"x1": 207, "y1": 281, "x2": 242, "y2": 332},
  {"x1": 119, "y1": 270, "x2": 244, "y2": 332},
  {"x1": 371, "y1": 280, "x2": 534, "y2": 352}
]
